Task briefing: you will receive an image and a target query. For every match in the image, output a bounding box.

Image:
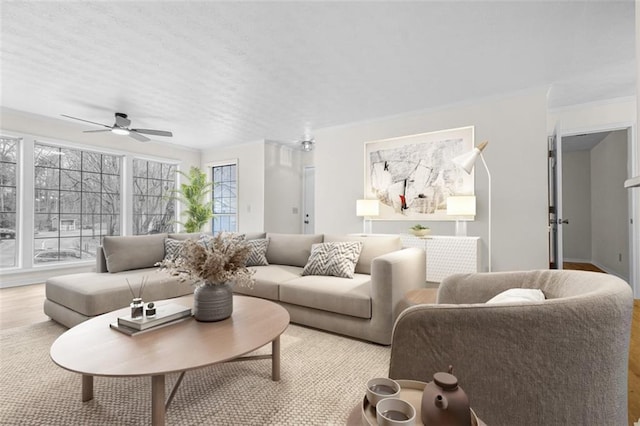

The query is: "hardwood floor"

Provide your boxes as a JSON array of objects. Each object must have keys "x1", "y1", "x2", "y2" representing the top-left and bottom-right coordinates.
[{"x1": 1, "y1": 282, "x2": 639, "y2": 424}]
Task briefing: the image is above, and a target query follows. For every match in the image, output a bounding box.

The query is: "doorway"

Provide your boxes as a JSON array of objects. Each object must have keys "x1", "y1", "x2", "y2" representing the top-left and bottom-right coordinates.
[{"x1": 552, "y1": 128, "x2": 631, "y2": 282}]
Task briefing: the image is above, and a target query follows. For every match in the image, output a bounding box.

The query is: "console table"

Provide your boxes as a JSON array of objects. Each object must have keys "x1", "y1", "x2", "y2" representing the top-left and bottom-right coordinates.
[{"x1": 400, "y1": 235, "x2": 481, "y2": 282}]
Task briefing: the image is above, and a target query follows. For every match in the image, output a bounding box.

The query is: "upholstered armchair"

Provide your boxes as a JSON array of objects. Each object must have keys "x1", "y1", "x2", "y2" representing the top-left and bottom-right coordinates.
[{"x1": 388, "y1": 270, "x2": 634, "y2": 426}]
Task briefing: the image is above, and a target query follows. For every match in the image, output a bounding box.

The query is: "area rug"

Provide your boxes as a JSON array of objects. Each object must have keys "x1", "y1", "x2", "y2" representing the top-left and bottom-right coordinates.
[{"x1": 0, "y1": 320, "x2": 389, "y2": 425}]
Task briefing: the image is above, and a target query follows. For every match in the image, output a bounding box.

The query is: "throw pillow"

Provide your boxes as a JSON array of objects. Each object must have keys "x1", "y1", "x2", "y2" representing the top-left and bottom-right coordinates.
[
  {"x1": 164, "y1": 238, "x2": 184, "y2": 261},
  {"x1": 486, "y1": 288, "x2": 546, "y2": 304},
  {"x1": 245, "y1": 238, "x2": 269, "y2": 267},
  {"x1": 302, "y1": 242, "x2": 363, "y2": 279}
]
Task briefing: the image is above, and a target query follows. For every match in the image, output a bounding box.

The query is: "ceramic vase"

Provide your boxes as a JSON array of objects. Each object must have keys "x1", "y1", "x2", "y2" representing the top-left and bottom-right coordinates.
[{"x1": 193, "y1": 282, "x2": 233, "y2": 322}]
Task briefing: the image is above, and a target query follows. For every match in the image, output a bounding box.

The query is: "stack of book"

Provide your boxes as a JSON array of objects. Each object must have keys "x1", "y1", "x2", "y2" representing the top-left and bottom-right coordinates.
[{"x1": 110, "y1": 303, "x2": 192, "y2": 336}]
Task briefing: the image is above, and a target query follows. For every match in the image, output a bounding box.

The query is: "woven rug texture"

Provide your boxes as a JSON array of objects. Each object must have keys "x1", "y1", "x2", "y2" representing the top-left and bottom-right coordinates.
[{"x1": 0, "y1": 321, "x2": 389, "y2": 425}]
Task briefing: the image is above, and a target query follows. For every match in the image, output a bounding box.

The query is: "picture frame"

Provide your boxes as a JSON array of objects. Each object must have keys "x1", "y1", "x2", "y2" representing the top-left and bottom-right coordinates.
[{"x1": 364, "y1": 126, "x2": 474, "y2": 221}]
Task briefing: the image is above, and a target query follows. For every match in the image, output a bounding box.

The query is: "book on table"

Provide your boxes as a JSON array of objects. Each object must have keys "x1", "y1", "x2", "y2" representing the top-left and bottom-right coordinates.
[
  {"x1": 117, "y1": 303, "x2": 192, "y2": 331},
  {"x1": 110, "y1": 316, "x2": 191, "y2": 336}
]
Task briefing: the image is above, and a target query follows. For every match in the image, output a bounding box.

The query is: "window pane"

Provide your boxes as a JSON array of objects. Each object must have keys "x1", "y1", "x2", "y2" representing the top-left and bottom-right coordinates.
[
  {"x1": 59, "y1": 214, "x2": 81, "y2": 236},
  {"x1": 82, "y1": 193, "x2": 101, "y2": 214},
  {"x1": 162, "y1": 164, "x2": 176, "y2": 181},
  {"x1": 102, "y1": 193, "x2": 120, "y2": 215},
  {"x1": 34, "y1": 145, "x2": 60, "y2": 168},
  {"x1": 34, "y1": 167, "x2": 59, "y2": 189},
  {"x1": 133, "y1": 177, "x2": 147, "y2": 195},
  {"x1": 102, "y1": 174, "x2": 120, "y2": 194},
  {"x1": 61, "y1": 148, "x2": 82, "y2": 171},
  {"x1": 60, "y1": 170, "x2": 82, "y2": 191},
  {"x1": 83, "y1": 172, "x2": 101, "y2": 193},
  {"x1": 103, "y1": 155, "x2": 120, "y2": 175},
  {"x1": 0, "y1": 187, "x2": 16, "y2": 212},
  {"x1": 133, "y1": 159, "x2": 146, "y2": 178},
  {"x1": 60, "y1": 191, "x2": 81, "y2": 213},
  {"x1": 211, "y1": 162, "x2": 237, "y2": 234},
  {"x1": 0, "y1": 213, "x2": 16, "y2": 268},
  {"x1": 0, "y1": 163, "x2": 16, "y2": 186},
  {"x1": 82, "y1": 152, "x2": 101, "y2": 173},
  {"x1": 148, "y1": 179, "x2": 162, "y2": 196},
  {"x1": 148, "y1": 161, "x2": 162, "y2": 179}
]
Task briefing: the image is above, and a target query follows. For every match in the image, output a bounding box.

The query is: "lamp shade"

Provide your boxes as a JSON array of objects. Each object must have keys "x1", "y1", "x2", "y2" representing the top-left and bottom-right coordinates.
[
  {"x1": 356, "y1": 199, "x2": 379, "y2": 217},
  {"x1": 446, "y1": 195, "x2": 476, "y2": 217},
  {"x1": 452, "y1": 141, "x2": 489, "y2": 174}
]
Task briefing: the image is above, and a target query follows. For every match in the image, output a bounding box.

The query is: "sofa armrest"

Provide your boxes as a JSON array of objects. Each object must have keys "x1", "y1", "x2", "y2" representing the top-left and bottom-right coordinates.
[
  {"x1": 96, "y1": 246, "x2": 108, "y2": 273},
  {"x1": 371, "y1": 247, "x2": 426, "y2": 323},
  {"x1": 438, "y1": 271, "x2": 535, "y2": 304}
]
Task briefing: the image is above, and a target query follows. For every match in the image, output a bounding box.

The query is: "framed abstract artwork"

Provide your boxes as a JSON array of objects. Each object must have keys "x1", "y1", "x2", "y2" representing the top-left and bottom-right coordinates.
[{"x1": 364, "y1": 126, "x2": 474, "y2": 221}]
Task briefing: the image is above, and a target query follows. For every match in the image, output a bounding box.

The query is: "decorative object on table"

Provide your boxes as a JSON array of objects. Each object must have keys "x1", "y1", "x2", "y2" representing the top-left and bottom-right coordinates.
[
  {"x1": 421, "y1": 366, "x2": 471, "y2": 426},
  {"x1": 117, "y1": 303, "x2": 192, "y2": 331},
  {"x1": 157, "y1": 233, "x2": 254, "y2": 322},
  {"x1": 446, "y1": 195, "x2": 476, "y2": 237},
  {"x1": 359, "y1": 379, "x2": 485, "y2": 426},
  {"x1": 376, "y1": 397, "x2": 416, "y2": 426},
  {"x1": 145, "y1": 302, "x2": 156, "y2": 318},
  {"x1": 409, "y1": 224, "x2": 430, "y2": 237},
  {"x1": 366, "y1": 377, "x2": 401, "y2": 408},
  {"x1": 364, "y1": 126, "x2": 474, "y2": 221},
  {"x1": 452, "y1": 140, "x2": 491, "y2": 271},
  {"x1": 167, "y1": 166, "x2": 214, "y2": 233},
  {"x1": 356, "y1": 199, "x2": 380, "y2": 234},
  {"x1": 126, "y1": 277, "x2": 148, "y2": 319}
]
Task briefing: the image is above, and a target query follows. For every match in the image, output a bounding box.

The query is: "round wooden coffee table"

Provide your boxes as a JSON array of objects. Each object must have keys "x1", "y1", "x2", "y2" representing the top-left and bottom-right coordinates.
[{"x1": 50, "y1": 295, "x2": 289, "y2": 426}]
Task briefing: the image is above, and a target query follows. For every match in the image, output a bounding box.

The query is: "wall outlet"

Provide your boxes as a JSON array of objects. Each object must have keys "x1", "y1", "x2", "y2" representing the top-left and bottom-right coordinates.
[{"x1": 619, "y1": 253, "x2": 622, "y2": 262}]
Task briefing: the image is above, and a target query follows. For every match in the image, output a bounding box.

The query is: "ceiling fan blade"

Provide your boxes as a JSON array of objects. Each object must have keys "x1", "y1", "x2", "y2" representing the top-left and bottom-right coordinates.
[
  {"x1": 83, "y1": 129, "x2": 111, "y2": 133},
  {"x1": 61, "y1": 114, "x2": 111, "y2": 128},
  {"x1": 114, "y1": 113, "x2": 131, "y2": 128},
  {"x1": 129, "y1": 131, "x2": 150, "y2": 142},
  {"x1": 131, "y1": 129, "x2": 173, "y2": 137}
]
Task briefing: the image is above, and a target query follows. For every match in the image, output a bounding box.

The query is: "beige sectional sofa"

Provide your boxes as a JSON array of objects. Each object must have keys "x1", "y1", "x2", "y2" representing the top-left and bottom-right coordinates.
[{"x1": 44, "y1": 232, "x2": 425, "y2": 345}]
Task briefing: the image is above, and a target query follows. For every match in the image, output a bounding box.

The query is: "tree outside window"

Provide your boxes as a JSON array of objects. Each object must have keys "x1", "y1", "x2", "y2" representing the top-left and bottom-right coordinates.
[
  {"x1": 0, "y1": 136, "x2": 19, "y2": 268},
  {"x1": 132, "y1": 159, "x2": 176, "y2": 235}
]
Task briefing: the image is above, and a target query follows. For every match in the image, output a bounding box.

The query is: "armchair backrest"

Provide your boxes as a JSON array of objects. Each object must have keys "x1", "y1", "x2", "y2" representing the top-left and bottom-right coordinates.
[{"x1": 389, "y1": 270, "x2": 634, "y2": 426}]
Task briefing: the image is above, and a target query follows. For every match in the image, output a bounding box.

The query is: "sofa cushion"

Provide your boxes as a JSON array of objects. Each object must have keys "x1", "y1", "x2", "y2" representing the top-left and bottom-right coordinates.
[
  {"x1": 279, "y1": 273, "x2": 372, "y2": 319},
  {"x1": 234, "y1": 265, "x2": 303, "y2": 300},
  {"x1": 167, "y1": 232, "x2": 202, "y2": 241},
  {"x1": 265, "y1": 233, "x2": 324, "y2": 267},
  {"x1": 102, "y1": 233, "x2": 168, "y2": 273},
  {"x1": 302, "y1": 241, "x2": 363, "y2": 279},
  {"x1": 246, "y1": 238, "x2": 269, "y2": 266},
  {"x1": 324, "y1": 234, "x2": 402, "y2": 274},
  {"x1": 244, "y1": 232, "x2": 267, "y2": 241},
  {"x1": 164, "y1": 238, "x2": 184, "y2": 261},
  {"x1": 45, "y1": 268, "x2": 193, "y2": 317}
]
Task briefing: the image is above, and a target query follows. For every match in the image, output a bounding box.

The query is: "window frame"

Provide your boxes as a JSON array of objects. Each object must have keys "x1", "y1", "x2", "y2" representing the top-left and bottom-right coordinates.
[{"x1": 0, "y1": 136, "x2": 20, "y2": 270}]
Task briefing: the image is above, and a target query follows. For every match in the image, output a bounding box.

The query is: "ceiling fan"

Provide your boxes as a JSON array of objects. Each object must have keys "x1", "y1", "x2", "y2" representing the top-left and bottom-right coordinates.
[{"x1": 61, "y1": 112, "x2": 173, "y2": 142}]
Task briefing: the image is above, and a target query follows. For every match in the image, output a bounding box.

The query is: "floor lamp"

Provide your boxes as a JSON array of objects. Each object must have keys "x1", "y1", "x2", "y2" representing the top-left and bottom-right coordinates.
[
  {"x1": 452, "y1": 141, "x2": 491, "y2": 272},
  {"x1": 356, "y1": 199, "x2": 379, "y2": 234}
]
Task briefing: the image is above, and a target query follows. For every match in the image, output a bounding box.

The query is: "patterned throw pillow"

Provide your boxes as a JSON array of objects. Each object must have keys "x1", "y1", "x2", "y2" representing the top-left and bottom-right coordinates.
[
  {"x1": 246, "y1": 238, "x2": 270, "y2": 267},
  {"x1": 302, "y1": 242, "x2": 363, "y2": 279},
  {"x1": 164, "y1": 238, "x2": 184, "y2": 261}
]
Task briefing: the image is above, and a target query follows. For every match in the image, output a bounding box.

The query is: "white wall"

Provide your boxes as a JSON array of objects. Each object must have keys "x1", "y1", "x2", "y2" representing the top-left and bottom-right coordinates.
[
  {"x1": 591, "y1": 132, "x2": 630, "y2": 279},
  {"x1": 201, "y1": 140, "x2": 265, "y2": 233},
  {"x1": 264, "y1": 142, "x2": 303, "y2": 233},
  {"x1": 314, "y1": 89, "x2": 549, "y2": 272},
  {"x1": 562, "y1": 150, "x2": 592, "y2": 261}
]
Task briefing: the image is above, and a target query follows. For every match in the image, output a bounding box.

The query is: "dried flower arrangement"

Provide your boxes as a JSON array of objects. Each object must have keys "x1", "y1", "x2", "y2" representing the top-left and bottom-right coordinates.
[{"x1": 157, "y1": 233, "x2": 254, "y2": 288}]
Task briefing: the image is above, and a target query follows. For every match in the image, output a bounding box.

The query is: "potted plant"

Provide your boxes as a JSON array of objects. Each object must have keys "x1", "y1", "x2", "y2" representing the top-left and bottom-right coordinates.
[
  {"x1": 170, "y1": 166, "x2": 214, "y2": 233},
  {"x1": 410, "y1": 224, "x2": 431, "y2": 237}
]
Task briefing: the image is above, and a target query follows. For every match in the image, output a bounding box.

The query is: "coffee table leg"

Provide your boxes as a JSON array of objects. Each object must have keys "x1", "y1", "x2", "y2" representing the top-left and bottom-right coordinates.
[
  {"x1": 272, "y1": 336, "x2": 280, "y2": 381},
  {"x1": 81, "y1": 375, "x2": 93, "y2": 402},
  {"x1": 151, "y1": 375, "x2": 165, "y2": 426}
]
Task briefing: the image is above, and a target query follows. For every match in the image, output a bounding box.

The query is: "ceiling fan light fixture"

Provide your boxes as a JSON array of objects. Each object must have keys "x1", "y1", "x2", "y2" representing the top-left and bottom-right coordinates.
[
  {"x1": 111, "y1": 127, "x2": 130, "y2": 136},
  {"x1": 301, "y1": 139, "x2": 314, "y2": 152}
]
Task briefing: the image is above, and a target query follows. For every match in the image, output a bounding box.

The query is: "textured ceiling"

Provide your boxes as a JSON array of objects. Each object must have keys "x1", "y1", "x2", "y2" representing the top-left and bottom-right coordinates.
[{"x1": 1, "y1": 1, "x2": 636, "y2": 150}]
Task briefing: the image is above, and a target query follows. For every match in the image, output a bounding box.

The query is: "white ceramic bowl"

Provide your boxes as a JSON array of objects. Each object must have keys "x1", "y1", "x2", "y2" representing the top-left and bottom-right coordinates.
[
  {"x1": 365, "y1": 377, "x2": 401, "y2": 408},
  {"x1": 375, "y1": 397, "x2": 416, "y2": 426}
]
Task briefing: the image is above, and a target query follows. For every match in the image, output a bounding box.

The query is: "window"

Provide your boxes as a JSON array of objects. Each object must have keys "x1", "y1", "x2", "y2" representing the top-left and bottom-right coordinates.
[
  {"x1": 211, "y1": 162, "x2": 237, "y2": 234},
  {"x1": 33, "y1": 143, "x2": 121, "y2": 264},
  {"x1": 132, "y1": 159, "x2": 176, "y2": 235},
  {"x1": 0, "y1": 137, "x2": 19, "y2": 268}
]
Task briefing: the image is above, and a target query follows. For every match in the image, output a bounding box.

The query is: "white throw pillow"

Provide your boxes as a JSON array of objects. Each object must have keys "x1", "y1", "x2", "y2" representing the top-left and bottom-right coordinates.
[{"x1": 486, "y1": 288, "x2": 545, "y2": 304}]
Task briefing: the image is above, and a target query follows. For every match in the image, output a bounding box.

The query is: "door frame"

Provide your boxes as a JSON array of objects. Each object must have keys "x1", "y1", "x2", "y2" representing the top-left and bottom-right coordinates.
[{"x1": 555, "y1": 121, "x2": 638, "y2": 296}]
